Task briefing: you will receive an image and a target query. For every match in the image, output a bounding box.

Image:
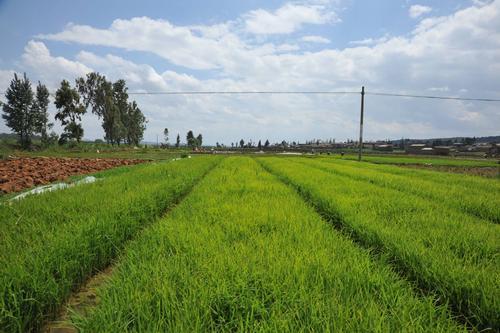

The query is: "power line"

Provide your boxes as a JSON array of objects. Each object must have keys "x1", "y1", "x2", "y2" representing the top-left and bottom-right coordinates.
[
  {"x1": 366, "y1": 91, "x2": 500, "y2": 102},
  {"x1": 1, "y1": 89, "x2": 499, "y2": 102},
  {"x1": 126, "y1": 91, "x2": 359, "y2": 95}
]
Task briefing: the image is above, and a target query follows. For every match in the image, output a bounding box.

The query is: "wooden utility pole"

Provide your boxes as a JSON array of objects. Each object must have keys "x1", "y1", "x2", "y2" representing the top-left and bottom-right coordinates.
[{"x1": 358, "y1": 86, "x2": 365, "y2": 161}]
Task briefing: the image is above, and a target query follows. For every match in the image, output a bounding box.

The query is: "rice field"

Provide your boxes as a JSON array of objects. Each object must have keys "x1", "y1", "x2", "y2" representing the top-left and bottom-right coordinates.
[{"x1": 1, "y1": 155, "x2": 498, "y2": 332}]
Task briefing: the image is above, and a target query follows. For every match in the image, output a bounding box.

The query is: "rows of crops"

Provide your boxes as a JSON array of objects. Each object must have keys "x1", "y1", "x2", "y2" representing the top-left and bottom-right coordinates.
[
  {"x1": 0, "y1": 156, "x2": 221, "y2": 332},
  {"x1": 74, "y1": 157, "x2": 462, "y2": 331},
  {"x1": 259, "y1": 157, "x2": 499, "y2": 329},
  {"x1": 302, "y1": 157, "x2": 500, "y2": 223},
  {"x1": 1, "y1": 155, "x2": 498, "y2": 332},
  {"x1": 339, "y1": 154, "x2": 499, "y2": 167}
]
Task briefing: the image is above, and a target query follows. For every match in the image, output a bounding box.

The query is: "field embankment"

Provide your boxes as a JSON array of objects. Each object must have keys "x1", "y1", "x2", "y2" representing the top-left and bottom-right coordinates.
[{"x1": 0, "y1": 156, "x2": 221, "y2": 332}]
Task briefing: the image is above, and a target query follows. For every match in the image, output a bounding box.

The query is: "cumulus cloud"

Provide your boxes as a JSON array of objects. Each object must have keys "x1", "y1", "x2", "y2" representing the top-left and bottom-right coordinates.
[
  {"x1": 2, "y1": 1, "x2": 500, "y2": 142},
  {"x1": 301, "y1": 35, "x2": 331, "y2": 43},
  {"x1": 409, "y1": 5, "x2": 432, "y2": 19},
  {"x1": 244, "y1": 3, "x2": 337, "y2": 34},
  {"x1": 21, "y1": 40, "x2": 91, "y2": 88}
]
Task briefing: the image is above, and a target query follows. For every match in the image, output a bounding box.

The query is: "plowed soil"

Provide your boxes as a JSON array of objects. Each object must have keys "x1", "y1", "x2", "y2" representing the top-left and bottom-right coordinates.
[{"x1": 0, "y1": 157, "x2": 145, "y2": 194}]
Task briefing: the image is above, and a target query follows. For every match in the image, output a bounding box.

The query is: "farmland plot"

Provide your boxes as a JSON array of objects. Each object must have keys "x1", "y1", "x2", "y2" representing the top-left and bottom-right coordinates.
[
  {"x1": 297, "y1": 157, "x2": 500, "y2": 223},
  {"x1": 74, "y1": 157, "x2": 462, "y2": 332},
  {"x1": 0, "y1": 156, "x2": 221, "y2": 332},
  {"x1": 259, "y1": 157, "x2": 500, "y2": 330}
]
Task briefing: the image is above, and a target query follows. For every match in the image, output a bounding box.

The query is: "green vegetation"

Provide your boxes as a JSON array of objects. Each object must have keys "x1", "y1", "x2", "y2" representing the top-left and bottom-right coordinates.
[
  {"x1": 0, "y1": 140, "x2": 193, "y2": 160},
  {"x1": 325, "y1": 156, "x2": 500, "y2": 191},
  {"x1": 259, "y1": 157, "x2": 500, "y2": 330},
  {"x1": 299, "y1": 157, "x2": 500, "y2": 223},
  {"x1": 1, "y1": 72, "x2": 147, "y2": 149},
  {"x1": 74, "y1": 157, "x2": 462, "y2": 332},
  {"x1": 339, "y1": 153, "x2": 499, "y2": 167},
  {"x1": 0, "y1": 156, "x2": 221, "y2": 332},
  {"x1": 1, "y1": 74, "x2": 50, "y2": 149},
  {"x1": 1, "y1": 154, "x2": 498, "y2": 331}
]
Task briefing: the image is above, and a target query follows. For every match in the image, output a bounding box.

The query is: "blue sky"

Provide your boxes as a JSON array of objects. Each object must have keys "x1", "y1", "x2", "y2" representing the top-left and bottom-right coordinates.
[{"x1": 0, "y1": 0, "x2": 499, "y2": 144}]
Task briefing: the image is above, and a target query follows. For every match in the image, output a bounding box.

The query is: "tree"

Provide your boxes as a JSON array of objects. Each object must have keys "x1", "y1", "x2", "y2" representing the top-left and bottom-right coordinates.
[
  {"x1": 111, "y1": 79, "x2": 128, "y2": 145},
  {"x1": 196, "y1": 133, "x2": 203, "y2": 147},
  {"x1": 54, "y1": 80, "x2": 86, "y2": 142},
  {"x1": 163, "y1": 128, "x2": 169, "y2": 145},
  {"x1": 126, "y1": 101, "x2": 146, "y2": 146},
  {"x1": 77, "y1": 72, "x2": 114, "y2": 143},
  {"x1": 258, "y1": 140, "x2": 262, "y2": 150},
  {"x1": 240, "y1": 139, "x2": 245, "y2": 148},
  {"x1": 77, "y1": 73, "x2": 146, "y2": 145},
  {"x1": 264, "y1": 139, "x2": 270, "y2": 148},
  {"x1": 186, "y1": 130, "x2": 196, "y2": 147},
  {"x1": 176, "y1": 133, "x2": 180, "y2": 147},
  {"x1": 2, "y1": 73, "x2": 35, "y2": 148},
  {"x1": 32, "y1": 82, "x2": 51, "y2": 145}
]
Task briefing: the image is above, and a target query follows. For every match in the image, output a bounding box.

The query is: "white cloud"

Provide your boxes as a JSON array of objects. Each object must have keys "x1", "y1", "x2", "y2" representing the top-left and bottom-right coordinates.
[
  {"x1": 301, "y1": 35, "x2": 331, "y2": 43},
  {"x1": 409, "y1": 5, "x2": 432, "y2": 19},
  {"x1": 244, "y1": 3, "x2": 338, "y2": 34},
  {"x1": 21, "y1": 40, "x2": 92, "y2": 89},
  {"x1": 2, "y1": 1, "x2": 500, "y2": 142},
  {"x1": 0, "y1": 69, "x2": 15, "y2": 92}
]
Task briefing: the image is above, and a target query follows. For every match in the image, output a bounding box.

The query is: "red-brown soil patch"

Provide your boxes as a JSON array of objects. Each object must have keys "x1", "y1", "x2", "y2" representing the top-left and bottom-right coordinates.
[{"x1": 0, "y1": 157, "x2": 146, "y2": 194}]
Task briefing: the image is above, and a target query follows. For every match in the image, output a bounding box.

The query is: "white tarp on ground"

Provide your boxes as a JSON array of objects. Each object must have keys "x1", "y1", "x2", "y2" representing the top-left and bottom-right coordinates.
[{"x1": 10, "y1": 176, "x2": 99, "y2": 201}]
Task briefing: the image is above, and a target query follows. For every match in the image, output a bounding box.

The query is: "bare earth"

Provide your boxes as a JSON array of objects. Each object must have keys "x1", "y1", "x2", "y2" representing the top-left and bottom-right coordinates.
[{"x1": 0, "y1": 157, "x2": 145, "y2": 194}]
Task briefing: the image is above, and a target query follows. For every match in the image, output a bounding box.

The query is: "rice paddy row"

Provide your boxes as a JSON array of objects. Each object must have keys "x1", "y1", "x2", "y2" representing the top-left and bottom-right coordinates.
[
  {"x1": 0, "y1": 156, "x2": 221, "y2": 332},
  {"x1": 1, "y1": 155, "x2": 498, "y2": 332},
  {"x1": 258, "y1": 157, "x2": 499, "y2": 330},
  {"x1": 73, "y1": 157, "x2": 463, "y2": 332},
  {"x1": 298, "y1": 157, "x2": 500, "y2": 223}
]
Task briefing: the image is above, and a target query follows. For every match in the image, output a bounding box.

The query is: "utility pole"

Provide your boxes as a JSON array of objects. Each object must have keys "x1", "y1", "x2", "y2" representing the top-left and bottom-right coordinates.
[
  {"x1": 156, "y1": 134, "x2": 159, "y2": 147},
  {"x1": 358, "y1": 86, "x2": 365, "y2": 161}
]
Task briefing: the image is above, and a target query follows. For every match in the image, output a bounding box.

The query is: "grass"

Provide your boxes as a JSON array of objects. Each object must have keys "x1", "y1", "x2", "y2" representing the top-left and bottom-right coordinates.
[
  {"x1": 323, "y1": 156, "x2": 500, "y2": 191},
  {"x1": 258, "y1": 157, "x2": 500, "y2": 330},
  {"x1": 0, "y1": 156, "x2": 222, "y2": 332},
  {"x1": 74, "y1": 157, "x2": 463, "y2": 332},
  {"x1": 297, "y1": 157, "x2": 500, "y2": 223},
  {"x1": 338, "y1": 153, "x2": 499, "y2": 167}
]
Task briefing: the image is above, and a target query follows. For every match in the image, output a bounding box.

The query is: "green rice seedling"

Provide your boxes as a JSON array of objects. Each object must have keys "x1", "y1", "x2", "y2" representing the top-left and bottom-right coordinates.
[
  {"x1": 0, "y1": 156, "x2": 221, "y2": 332},
  {"x1": 259, "y1": 157, "x2": 500, "y2": 330},
  {"x1": 293, "y1": 157, "x2": 500, "y2": 223},
  {"x1": 323, "y1": 156, "x2": 500, "y2": 193},
  {"x1": 338, "y1": 154, "x2": 499, "y2": 168},
  {"x1": 75, "y1": 157, "x2": 463, "y2": 332}
]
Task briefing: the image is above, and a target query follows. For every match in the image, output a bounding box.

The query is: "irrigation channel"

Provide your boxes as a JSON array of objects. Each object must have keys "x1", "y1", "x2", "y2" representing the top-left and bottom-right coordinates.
[{"x1": 1, "y1": 156, "x2": 498, "y2": 332}]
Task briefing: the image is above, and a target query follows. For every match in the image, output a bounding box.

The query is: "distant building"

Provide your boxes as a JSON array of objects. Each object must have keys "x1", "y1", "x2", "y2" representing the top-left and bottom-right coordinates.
[
  {"x1": 433, "y1": 146, "x2": 452, "y2": 156},
  {"x1": 374, "y1": 144, "x2": 393, "y2": 152},
  {"x1": 406, "y1": 143, "x2": 427, "y2": 154}
]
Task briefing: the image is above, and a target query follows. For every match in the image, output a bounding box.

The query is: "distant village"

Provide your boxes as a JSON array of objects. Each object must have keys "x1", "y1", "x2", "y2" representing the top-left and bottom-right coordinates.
[
  {"x1": 287, "y1": 136, "x2": 500, "y2": 157},
  {"x1": 215, "y1": 136, "x2": 500, "y2": 158}
]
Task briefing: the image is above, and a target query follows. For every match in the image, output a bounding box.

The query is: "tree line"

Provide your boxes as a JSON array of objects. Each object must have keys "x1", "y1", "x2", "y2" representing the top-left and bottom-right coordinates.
[
  {"x1": 162, "y1": 128, "x2": 203, "y2": 148},
  {"x1": 1, "y1": 72, "x2": 147, "y2": 148}
]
